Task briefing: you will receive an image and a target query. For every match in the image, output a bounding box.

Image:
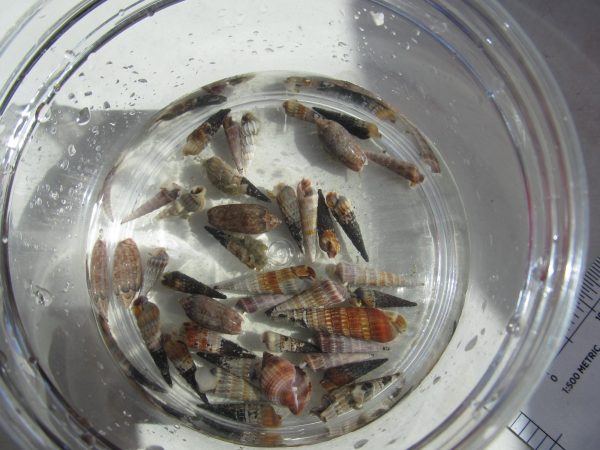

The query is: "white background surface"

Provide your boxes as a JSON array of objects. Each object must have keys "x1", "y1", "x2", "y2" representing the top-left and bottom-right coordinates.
[{"x1": 0, "y1": 0, "x2": 598, "y2": 448}]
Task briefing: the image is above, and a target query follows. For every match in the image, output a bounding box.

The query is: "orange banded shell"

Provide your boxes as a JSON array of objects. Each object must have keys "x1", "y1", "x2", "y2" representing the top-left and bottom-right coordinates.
[
  {"x1": 214, "y1": 265, "x2": 315, "y2": 294},
  {"x1": 180, "y1": 322, "x2": 252, "y2": 357},
  {"x1": 260, "y1": 352, "x2": 312, "y2": 415},
  {"x1": 268, "y1": 307, "x2": 402, "y2": 343},
  {"x1": 235, "y1": 294, "x2": 290, "y2": 313}
]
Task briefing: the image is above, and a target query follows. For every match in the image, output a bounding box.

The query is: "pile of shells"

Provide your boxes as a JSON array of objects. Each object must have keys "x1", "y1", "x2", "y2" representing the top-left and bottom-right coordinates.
[{"x1": 89, "y1": 74, "x2": 440, "y2": 437}]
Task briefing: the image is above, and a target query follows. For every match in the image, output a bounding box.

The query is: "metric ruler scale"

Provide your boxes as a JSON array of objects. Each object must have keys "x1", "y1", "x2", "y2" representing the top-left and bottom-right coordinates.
[{"x1": 508, "y1": 257, "x2": 600, "y2": 449}]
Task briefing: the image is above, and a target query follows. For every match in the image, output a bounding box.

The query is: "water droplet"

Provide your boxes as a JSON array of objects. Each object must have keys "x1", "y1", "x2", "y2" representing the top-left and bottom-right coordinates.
[
  {"x1": 464, "y1": 335, "x2": 478, "y2": 351},
  {"x1": 32, "y1": 285, "x2": 53, "y2": 306},
  {"x1": 76, "y1": 107, "x2": 90, "y2": 125},
  {"x1": 506, "y1": 316, "x2": 521, "y2": 336},
  {"x1": 369, "y1": 11, "x2": 385, "y2": 26},
  {"x1": 59, "y1": 160, "x2": 69, "y2": 170},
  {"x1": 354, "y1": 439, "x2": 368, "y2": 449},
  {"x1": 264, "y1": 47, "x2": 274, "y2": 53},
  {"x1": 67, "y1": 144, "x2": 76, "y2": 156},
  {"x1": 433, "y1": 375, "x2": 441, "y2": 384},
  {"x1": 103, "y1": 101, "x2": 110, "y2": 109},
  {"x1": 36, "y1": 103, "x2": 52, "y2": 123},
  {"x1": 2, "y1": 236, "x2": 8, "y2": 244}
]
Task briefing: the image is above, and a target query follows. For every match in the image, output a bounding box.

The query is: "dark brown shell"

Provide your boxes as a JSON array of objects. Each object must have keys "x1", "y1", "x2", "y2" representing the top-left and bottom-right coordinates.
[
  {"x1": 207, "y1": 203, "x2": 281, "y2": 234},
  {"x1": 162, "y1": 271, "x2": 226, "y2": 299},
  {"x1": 352, "y1": 287, "x2": 417, "y2": 308},
  {"x1": 316, "y1": 189, "x2": 340, "y2": 258},
  {"x1": 162, "y1": 334, "x2": 206, "y2": 401},
  {"x1": 204, "y1": 156, "x2": 270, "y2": 202},
  {"x1": 313, "y1": 107, "x2": 380, "y2": 140},
  {"x1": 304, "y1": 352, "x2": 376, "y2": 370},
  {"x1": 155, "y1": 94, "x2": 226, "y2": 122},
  {"x1": 276, "y1": 184, "x2": 303, "y2": 252},
  {"x1": 320, "y1": 358, "x2": 388, "y2": 391},
  {"x1": 326, "y1": 192, "x2": 368, "y2": 262},
  {"x1": 182, "y1": 108, "x2": 230, "y2": 155},
  {"x1": 262, "y1": 331, "x2": 320, "y2": 353}
]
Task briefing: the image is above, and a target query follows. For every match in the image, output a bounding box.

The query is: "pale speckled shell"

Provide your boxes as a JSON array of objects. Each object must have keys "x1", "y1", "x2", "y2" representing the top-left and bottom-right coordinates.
[
  {"x1": 140, "y1": 248, "x2": 169, "y2": 297},
  {"x1": 334, "y1": 262, "x2": 420, "y2": 287},
  {"x1": 276, "y1": 185, "x2": 303, "y2": 252},
  {"x1": 121, "y1": 187, "x2": 180, "y2": 223},
  {"x1": 271, "y1": 280, "x2": 348, "y2": 313},
  {"x1": 315, "y1": 332, "x2": 391, "y2": 353},
  {"x1": 211, "y1": 367, "x2": 260, "y2": 402},
  {"x1": 198, "y1": 353, "x2": 261, "y2": 385},
  {"x1": 235, "y1": 294, "x2": 290, "y2": 313},
  {"x1": 112, "y1": 238, "x2": 142, "y2": 307},
  {"x1": 304, "y1": 352, "x2": 375, "y2": 370},
  {"x1": 262, "y1": 331, "x2": 320, "y2": 353},
  {"x1": 314, "y1": 373, "x2": 402, "y2": 422},
  {"x1": 90, "y1": 238, "x2": 109, "y2": 318}
]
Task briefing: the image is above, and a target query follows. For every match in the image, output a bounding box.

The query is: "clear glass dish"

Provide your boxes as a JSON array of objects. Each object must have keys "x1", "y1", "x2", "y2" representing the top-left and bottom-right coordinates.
[{"x1": 0, "y1": 1, "x2": 587, "y2": 449}]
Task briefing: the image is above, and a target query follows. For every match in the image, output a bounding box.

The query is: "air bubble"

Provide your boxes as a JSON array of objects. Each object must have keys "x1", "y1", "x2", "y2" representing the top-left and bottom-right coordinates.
[
  {"x1": 36, "y1": 103, "x2": 52, "y2": 123},
  {"x1": 67, "y1": 144, "x2": 76, "y2": 156},
  {"x1": 76, "y1": 107, "x2": 91, "y2": 125},
  {"x1": 32, "y1": 285, "x2": 53, "y2": 306},
  {"x1": 369, "y1": 11, "x2": 384, "y2": 26}
]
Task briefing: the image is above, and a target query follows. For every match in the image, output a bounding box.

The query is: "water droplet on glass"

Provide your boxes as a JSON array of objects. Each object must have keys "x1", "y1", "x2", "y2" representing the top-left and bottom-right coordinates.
[
  {"x1": 264, "y1": 47, "x2": 274, "y2": 53},
  {"x1": 369, "y1": 11, "x2": 385, "y2": 26},
  {"x1": 103, "y1": 101, "x2": 110, "y2": 109},
  {"x1": 36, "y1": 103, "x2": 52, "y2": 123},
  {"x1": 76, "y1": 107, "x2": 90, "y2": 125},
  {"x1": 67, "y1": 144, "x2": 76, "y2": 156},
  {"x1": 506, "y1": 317, "x2": 521, "y2": 336},
  {"x1": 59, "y1": 160, "x2": 69, "y2": 170},
  {"x1": 1, "y1": 236, "x2": 7, "y2": 244},
  {"x1": 464, "y1": 335, "x2": 478, "y2": 351},
  {"x1": 32, "y1": 285, "x2": 53, "y2": 306}
]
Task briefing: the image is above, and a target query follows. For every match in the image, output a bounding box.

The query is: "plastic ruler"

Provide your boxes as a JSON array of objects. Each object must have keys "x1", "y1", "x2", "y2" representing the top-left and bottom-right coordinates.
[{"x1": 508, "y1": 258, "x2": 600, "y2": 449}]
